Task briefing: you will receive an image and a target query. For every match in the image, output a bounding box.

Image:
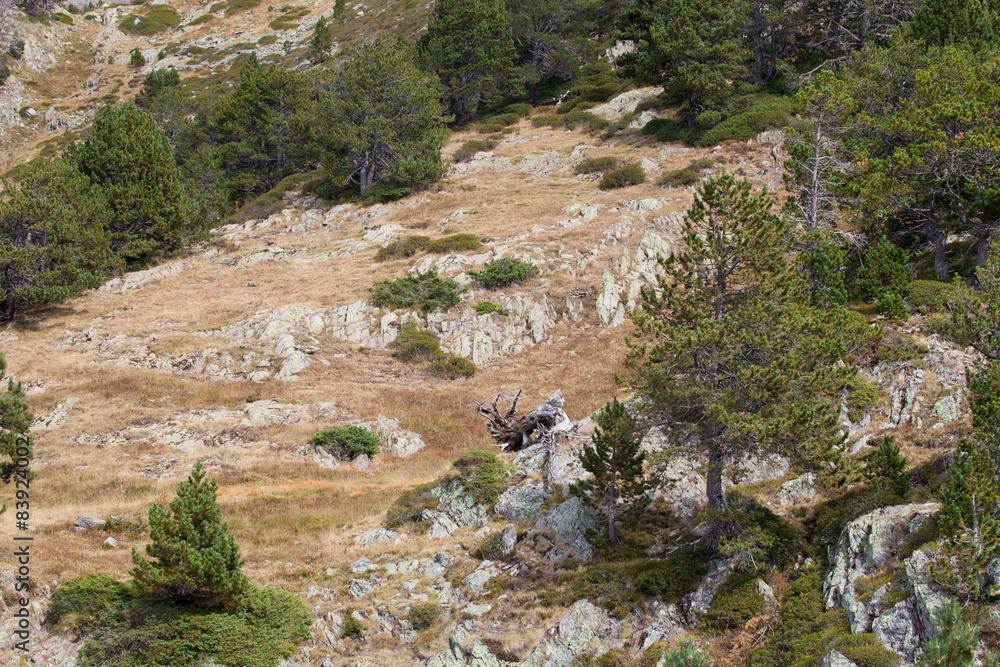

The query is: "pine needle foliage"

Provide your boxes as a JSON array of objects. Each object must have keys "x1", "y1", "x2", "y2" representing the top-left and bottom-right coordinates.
[
  {"x1": 0, "y1": 350, "x2": 31, "y2": 485},
  {"x1": 131, "y1": 461, "x2": 248, "y2": 610},
  {"x1": 573, "y1": 399, "x2": 649, "y2": 543}
]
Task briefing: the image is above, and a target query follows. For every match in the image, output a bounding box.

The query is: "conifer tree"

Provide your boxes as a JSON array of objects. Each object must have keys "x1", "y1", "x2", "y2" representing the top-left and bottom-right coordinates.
[
  {"x1": 334, "y1": 0, "x2": 345, "y2": 19},
  {"x1": 72, "y1": 101, "x2": 197, "y2": 263},
  {"x1": 630, "y1": 174, "x2": 867, "y2": 510},
  {"x1": 417, "y1": 0, "x2": 516, "y2": 125},
  {"x1": 311, "y1": 36, "x2": 444, "y2": 197},
  {"x1": 919, "y1": 601, "x2": 1000, "y2": 667},
  {"x1": 910, "y1": 0, "x2": 999, "y2": 48},
  {"x1": 0, "y1": 157, "x2": 119, "y2": 321},
  {"x1": 309, "y1": 16, "x2": 333, "y2": 62},
  {"x1": 0, "y1": 350, "x2": 31, "y2": 485},
  {"x1": 131, "y1": 461, "x2": 248, "y2": 610},
  {"x1": 574, "y1": 399, "x2": 650, "y2": 543}
]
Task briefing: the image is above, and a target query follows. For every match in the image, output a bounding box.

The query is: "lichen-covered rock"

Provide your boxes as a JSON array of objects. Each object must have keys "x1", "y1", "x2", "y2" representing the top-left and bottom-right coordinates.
[
  {"x1": 520, "y1": 600, "x2": 622, "y2": 667},
  {"x1": 424, "y1": 509, "x2": 460, "y2": 539},
  {"x1": 376, "y1": 415, "x2": 426, "y2": 457},
  {"x1": 433, "y1": 480, "x2": 489, "y2": 528},
  {"x1": 532, "y1": 496, "x2": 596, "y2": 563},
  {"x1": 821, "y1": 650, "x2": 859, "y2": 667},
  {"x1": 499, "y1": 524, "x2": 518, "y2": 555},
  {"x1": 903, "y1": 547, "x2": 949, "y2": 641},
  {"x1": 653, "y1": 456, "x2": 707, "y2": 520},
  {"x1": 687, "y1": 559, "x2": 734, "y2": 618},
  {"x1": 639, "y1": 601, "x2": 687, "y2": 650},
  {"x1": 355, "y1": 527, "x2": 398, "y2": 546},
  {"x1": 871, "y1": 599, "x2": 920, "y2": 660},
  {"x1": 931, "y1": 393, "x2": 960, "y2": 423},
  {"x1": 495, "y1": 480, "x2": 547, "y2": 521},
  {"x1": 777, "y1": 473, "x2": 817, "y2": 506}
]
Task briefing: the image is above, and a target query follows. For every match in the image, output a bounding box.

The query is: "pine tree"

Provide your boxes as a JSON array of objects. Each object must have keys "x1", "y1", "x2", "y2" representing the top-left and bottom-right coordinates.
[
  {"x1": 617, "y1": 0, "x2": 748, "y2": 126},
  {"x1": 629, "y1": 173, "x2": 867, "y2": 510},
  {"x1": 0, "y1": 350, "x2": 31, "y2": 485},
  {"x1": 574, "y1": 399, "x2": 650, "y2": 543},
  {"x1": 0, "y1": 157, "x2": 120, "y2": 321},
  {"x1": 131, "y1": 461, "x2": 248, "y2": 610},
  {"x1": 334, "y1": 0, "x2": 345, "y2": 19},
  {"x1": 910, "y1": 0, "x2": 1000, "y2": 48},
  {"x1": 417, "y1": 0, "x2": 516, "y2": 126},
  {"x1": 919, "y1": 601, "x2": 1000, "y2": 667},
  {"x1": 311, "y1": 36, "x2": 444, "y2": 197},
  {"x1": 72, "y1": 101, "x2": 197, "y2": 263},
  {"x1": 309, "y1": 16, "x2": 333, "y2": 62}
]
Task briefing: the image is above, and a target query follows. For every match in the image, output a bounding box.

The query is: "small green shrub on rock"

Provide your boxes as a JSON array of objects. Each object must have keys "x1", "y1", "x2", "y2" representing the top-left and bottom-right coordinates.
[
  {"x1": 907, "y1": 279, "x2": 956, "y2": 315},
  {"x1": 310, "y1": 426, "x2": 379, "y2": 459},
  {"x1": 658, "y1": 158, "x2": 715, "y2": 187},
  {"x1": 390, "y1": 321, "x2": 444, "y2": 360},
  {"x1": 341, "y1": 612, "x2": 365, "y2": 639},
  {"x1": 599, "y1": 164, "x2": 645, "y2": 190},
  {"x1": 484, "y1": 112, "x2": 519, "y2": 126},
  {"x1": 454, "y1": 139, "x2": 498, "y2": 163},
  {"x1": 428, "y1": 355, "x2": 476, "y2": 379},
  {"x1": 475, "y1": 300, "x2": 508, "y2": 315},
  {"x1": 635, "y1": 546, "x2": 710, "y2": 600},
  {"x1": 370, "y1": 270, "x2": 462, "y2": 313},
  {"x1": 575, "y1": 156, "x2": 618, "y2": 175},
  {"x1": 470, "y1": 258, "x2": 538, "y2": 288},
  {"x1": 862, "y1": 437, "x2": 910, "y2": 497},
  {"x1": 658, "y1": 638, "x2": 711, "y2": 667},
  {"x1": 407, "y1": 603, "x2": 442, "y2": 630},
  {"x1": 453, "y1": 450, "x2": 510, "y2": 505},
  {"x1": 384, "y1": 482, "x2": 438, "y2": 528},
  {"x1": 376, "y1": 236, "x2": 430, "y2": 261},
  {"x1": 699, "y1": 574, "x2": 764, "y2": 632},
  {"x1": 425, "y1": 233, "x2": 482, "y2": 253},
  {"x1": 496, "y1": 103, "x2": 531, "y2": 117},
  {"x1": 853, "y1": 236, "x2": 912, "y2": 317},
  {"x1": 129, "y1": 47, "x2": 146, "y2": 68},
  {"x1": 531, "y1": 114, "x2": 563, "y2": 127}
]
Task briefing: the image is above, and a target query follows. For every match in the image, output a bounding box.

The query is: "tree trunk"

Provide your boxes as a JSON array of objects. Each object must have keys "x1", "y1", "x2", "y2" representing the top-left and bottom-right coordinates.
[
  {"x1": 607, "y1": 487, "x2": 617, "y2": 542},
  {"x1": 705, "y1": 424, "x2": 726, "y2": 509},
  {"x1": 977, "y1": 227, "x2": 993, "y2": 266},
  {"x1": 930, "y1": 223, "x2": 950, "y2": 281}
]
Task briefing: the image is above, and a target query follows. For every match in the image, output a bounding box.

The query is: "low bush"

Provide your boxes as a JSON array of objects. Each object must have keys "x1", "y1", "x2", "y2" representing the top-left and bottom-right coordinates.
[
  {"x1": 189, "y1": 13, "x2": 213, "y2": 24},
  {"x1": 484, "y1": 112, "x2": 519, "y2": 126},
  {"x1": 310, "y1": 425, "x2": 379, "y2": 459},
  {"x1": 562, "y1": 110, "x2": 608, "y2": 133},
  {"x1": 635, "y1": 546, "x2": 711, "y2": 600},
  {"x1": 477, "y1": 123, "x2": 506, "y2": 134},
  {"x1": 48, "y1": 578, "x2": 310, "y2": 667},
  {"x1": 862, "y1": 437, "x2": 910, "y2": 497},
  {"x1": 225, "y1": 0, "x2": 263, "y2": 14},
  {"x1": 469, "y1": 258, "x2": 538, "y2": 288},
  {"x1": 453, "y1": 139, "x2": 498, "y2": 163},
  {"x1": 907, "y1": 279, "x2": 956, "y2": 315},
  {"x1": 7, "y1": 39, "x2": 24, "y2": 59},
  {"x1": 428, "y1": 355, "x2": 476, "y2": 379},
  {"x1": 119, "y1": 5, "x2": 182, "y2": 35},
  {"x1": 531, "y1": 114, "x2": 563, "y2": 128},
  {"x1": 659, "y1": 638, "x2": 711, "y2": 667},
  {"x1": 376, "y1": 236, "x2": 429, "y2": 261},
  {"x1": 129, "y1": 47, "x2": 145, "y2": 68},
  {"x1": 341, "y1": 612, "x2": 365, "y2": 639},
  {"x1": 407, "y1": 603, "x2": 442, "y2": 630},
  {"x1": 852, "y1": 236, "x2": 912, "y2": 307},
  {"x1": 699, "y1": 574, "x2": 764, "y2": 632},
  {"x1": 696, "y1": 95, "x2": 797, "y2": 147},
  {"x1": 599, "y1": 164, "x2": 645, "y2": 190},
  {"x1": 369, "y1": 270, "x2": 462, "y2": 313},
  {"x1": 475, "y1": 300, "x2": 508, "y2": 315},
  {"x1": 658, "y1": 157, "x2": 714, "y2": 187},
  {"x1": 497, "y1": 103, "x2": 532, "y2": 117},
  {"x1": 425, "y1": 233, "x2": 482, "y2": 253},
  {"x1": 390, "y1": 321, "x2": 444, "y2": 361},
  {"x1": 361, "y1": 178, "x2": 412, "y2": 205},
  {"x1": 384, "y1": 482, "x2": 438, "y2": 528},
  {"x1": 575, "y1": 156, "x2": 618, "y2": 175},
  {"x1": 453, "y1": 450, "x2": 510, "y2": 505},
  {"x1": 472, "y1": 530, "x2": 505, "y2": 560},
  {"x1": 0, "y1": 59, "x2": 10, "y2": 88}
]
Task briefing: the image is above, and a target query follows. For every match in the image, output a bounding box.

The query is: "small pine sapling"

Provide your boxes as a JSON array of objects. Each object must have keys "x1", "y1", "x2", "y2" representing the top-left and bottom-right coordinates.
[
  {"x1": 862, "y1": 436, "x2": 910, "y2": 498},
  {"x1": 574, "y1": 398, "x2": 650, "y2": 542}
]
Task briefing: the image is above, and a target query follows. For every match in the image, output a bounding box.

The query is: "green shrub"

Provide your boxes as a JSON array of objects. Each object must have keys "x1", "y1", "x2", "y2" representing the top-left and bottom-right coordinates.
[
  {"x1": 658, "y1": 158, "x2": 714, "y2": 187},
  {"x1": 369, "y1": 270, "x2": 462, "y2": 313},
  {"x1": 63, "y1": 583, "x2": 310, "y2": 667},
  {"x1": 0, "y1": 59, "x2": 9, "y2": 88},
  {"x1": 384, "y1": 482, "x2": 438, "y2": 528},
  {"x1": 47, "y1": 574, "x2": 132, "y2": 637},
  {"x1": 477, "y1": 123, "x2": 506, "y2": 134},
  {"x1": 497, "y1": 103, "x2": 531, "y2": 117},
  {"x1": 425, "y1": 234, "x2": 482, "y2": 253},
  {"x1": 53, "y1": 11, "x2": 73, "y2": 23},
  {"x1": 129, "y1": 47, "x2": 145, "y2": 68},
  {"x1": 472, "y1": 530, "x2": 505, "y2": 560},
  {"x1": 8, "y1": 39, "x2": 25, "y2": 59},
  {"x1": 575, "y1": 156, "x2": 618, "y2": 175},
  {"x1": 258, "y1": 34, "x2": 278, "y2": 45},
  {"x1": 189, "y1": 13, "x2": 213, "y2": 24},
  {"x1": 695, "y1": 95, "x2": 796, "y2": 147},
  {"x1": 407, "y1": 603, "x2": 442, "y2": 630},
  {"x1": 341, "y1": 612, "x2": 365, "y2": 639},
  {"x1": 557, "y1": 82, "x2": 621, "y2": 113},
  {"x1": 659, "y1": 638, "x2": 711, "y2": 667},
  {"x1": 119, "y1": 6, "x2": 182, "y2": 35},
  {"x1": 699, "y1": 574, "x2": 764, "y2": 632},
  {"x1": 391, "y1": 322, "x2": 443, "y2": 361},
  {"x1": 717, "y1": 492, "x2": 802, "y2": 569},
  {"x1": 907, "y1": 279, "x2": 956, "y2": 314},
  {"x1": 453, "y1": 450, "x2": 510, "y2": 505},
  {"x1": 635, "y1": 546, "x2": 711, "y2": 600},
  {"x1": 469, "y1": 258, "x2": 538, "y2": 288},
  {"x1": 562, "y1": 110, "x2": 607, "y2": 133},
  {"x1": 310, "y1": 425, "x2": 379, "y2": 459},
  {"x1": 428, "y1": 355, "x2": 476, "y2": 379},
  {"x1": 862, "y1": 437, "x2": 910, "y2": 497},
  {"x1": 376, "y1": 236, "x2": 430, "y2": 261},
  {"x1": 484, "y1": 112, "x2": 519, "y2": 126},
  {"x1": 225, "y1": 0, "x2": 262, "y2": 13},
  {"x1": 531, "y1": 114, "x2": 563, "y2": 128},
  {"x1": 453, "y1": 139, "x2": 497, "y2": 163},
  {"x1": 853, "y1": 236, "x2": 912, "y2": 306},
  {"x1": 599, "y1": 164, "x2": 645, "y2": 190},
  {"x1": 845, "y1": 379, "x2": 880, "y2": 423},
  {"x1": 475, "y1": 300, "x2": 508, "y2": 315},
  {"x1": 361, "y1": 178, "x2": 412, "y2": 205}
]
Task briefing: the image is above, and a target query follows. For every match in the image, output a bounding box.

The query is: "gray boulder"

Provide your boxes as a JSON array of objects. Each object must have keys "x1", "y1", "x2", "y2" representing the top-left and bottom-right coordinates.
[
  {"x1": 354, "y1": 527, "x2": 397, "y2": 546},
  {"x1": 687, "y1": 559, "x2": 735, "y2": 618},
  {"x1": 433, "y1": 480, "x2": 489, "y2": 528},
  {"x1": 521, "y1": 600, "x2": 623, "y2": 667},
  {"x1": 499, "y1": 524, "x2": 518, "y2": 555},
  {"x1": 821, "y1": 650, "x2": 859, "y2": 667},
  {"x1": 376, "y1": 415, "x2": 426, "y2": 457},
  {"x1": 495, "y1": 481, "x2": 547, "y2": 521},
  {"x1": 872, "y1": 599, "x2": 920, "y2": 660},
  {"x1": 532, "y1": 496, "x2": 597, "y2": 563},
  {"x1": 639, "y1": 601, "x2": 686, "y2": 650},
  {"x1": 777, "y1": 473, "x2": 817, "y2": 506},
  {"x1": 424, "y1": 509, "x2": 460, "y2": 539},
  {"x1": 352, "y1": 454, "x2": 370, "y2": 470}
]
